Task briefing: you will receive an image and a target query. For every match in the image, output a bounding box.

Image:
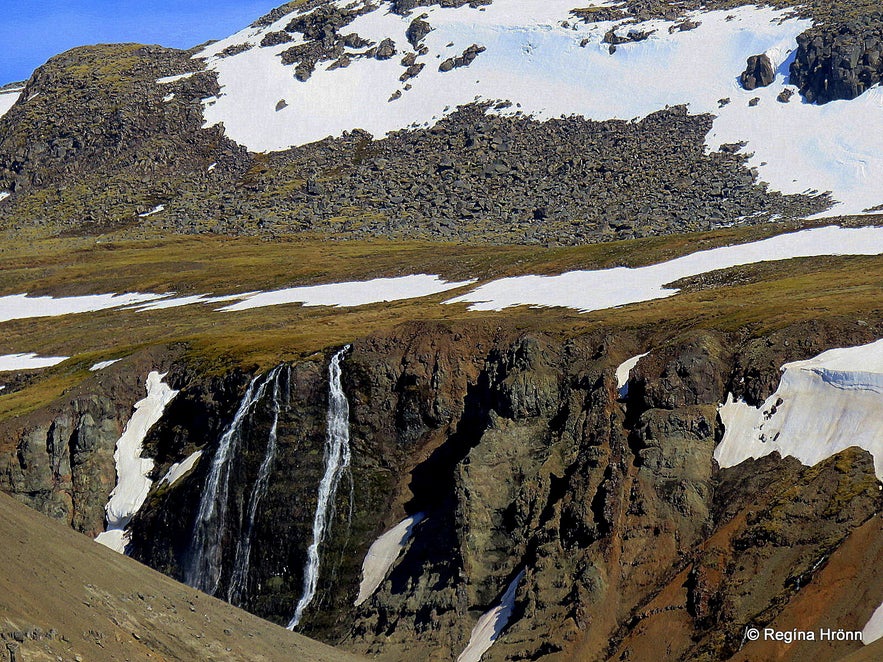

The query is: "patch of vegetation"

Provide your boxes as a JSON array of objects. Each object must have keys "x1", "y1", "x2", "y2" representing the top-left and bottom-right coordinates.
[{"x1": 1, "y1": 222, "x2": 881, "y2": 421}]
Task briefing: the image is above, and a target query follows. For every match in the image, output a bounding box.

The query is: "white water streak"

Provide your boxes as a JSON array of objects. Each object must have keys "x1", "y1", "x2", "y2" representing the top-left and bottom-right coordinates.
[
  {"x1": 185, "y1": 373, "x2": 273, "y2": 594},
  {"x1": 228, "y1": 365, "x2": 287, "y2": 605},
  {"x1": 288, "y1": 346, "x2": 352, "y2": 629}
]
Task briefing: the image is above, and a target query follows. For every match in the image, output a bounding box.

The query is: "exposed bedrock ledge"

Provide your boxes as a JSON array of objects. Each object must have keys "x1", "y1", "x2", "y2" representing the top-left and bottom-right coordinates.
[{"x1": 790, "y1": 15, "x2": 883, "y2": 103}]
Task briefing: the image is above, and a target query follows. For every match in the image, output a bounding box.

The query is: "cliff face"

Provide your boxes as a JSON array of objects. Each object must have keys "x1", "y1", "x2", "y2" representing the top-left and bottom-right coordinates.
[
  {"x1": 1, "y1": 319, "x2": 880, "y2": 661},
  {"x1": 790, "y1": 15, "x2": 883, "y2": 104},
  {"x1": 0, "y1": 348, "x2": 178, "y2": 536}
]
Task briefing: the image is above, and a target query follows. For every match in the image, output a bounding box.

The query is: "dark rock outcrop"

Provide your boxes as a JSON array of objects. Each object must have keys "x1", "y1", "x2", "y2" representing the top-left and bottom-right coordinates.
[
  {"x1": 438, "y1": 44, "x2": 486, "y2": 72},
  {"x1": 0, "y1": 44, "x2": 250, "y2": 231},
  {"x1": 790, "y1": 16, "x2": 883, "y2": 103},
  {"x1": 740, "y1": 53, "x2": 775, "y2": 90}
]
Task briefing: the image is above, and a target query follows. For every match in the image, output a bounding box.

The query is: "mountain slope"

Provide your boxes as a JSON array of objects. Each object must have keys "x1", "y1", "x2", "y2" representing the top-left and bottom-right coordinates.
[
  {"x1": 1, "y1": 1, "x2": 883, "y2": 660},
  {"x1": 1, "y1": 0, "x2": 882, "y2": 241},
  {"x1": 0, "y1": 490, "x2": 366, "y2": 661}
]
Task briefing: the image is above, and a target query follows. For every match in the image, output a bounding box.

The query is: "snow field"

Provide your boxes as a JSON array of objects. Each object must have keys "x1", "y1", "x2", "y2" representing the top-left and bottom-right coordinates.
[
  {"x1": 714, "y1": 338, "x2": 883, "y2": 480},
  {"x1": 194, "y1": 2, "x2": 883, "y2": 214},
  {"x1": 0, "y1": 353, "x2": 68, "y2": 371}
]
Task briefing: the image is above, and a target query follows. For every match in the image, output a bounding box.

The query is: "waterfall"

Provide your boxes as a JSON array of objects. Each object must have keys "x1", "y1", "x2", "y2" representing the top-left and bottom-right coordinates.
[
  {"x1": 227, "y1": 365, "x2": 288, "y2": 606},
  {"x1": 288, "y1": 345, "x2": 352, "y2": 630},
  {"x1": 185, "y1": 368, "x2": 277, "y2": 594}
]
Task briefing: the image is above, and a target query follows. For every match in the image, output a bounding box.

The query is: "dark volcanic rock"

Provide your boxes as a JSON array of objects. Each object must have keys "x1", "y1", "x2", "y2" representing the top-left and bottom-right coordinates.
[
  {"x1": 5, "y1": 317, "x2": 883, "y2": 661},
  {"x1": 438, "y1": 44, "x2": 486, "y2": 72},
  {"x1": 181, "y1": 103, "x2": 826, "y2": 244},
  {"x1": 375, "y1": 38, "x2": 397, "y2": 60},
  {"x1": 0, "y1": 44, "x2": 250, "y2": 232},
  {"x1": 406, "y1": 17, "x2": 432, "y2": 48},
  {"x1": 790, "y1": 15, "x2": 883, "y2": 103},
  {"x1": 740, "y1": 53, "x2": 775, "y2": 90}
]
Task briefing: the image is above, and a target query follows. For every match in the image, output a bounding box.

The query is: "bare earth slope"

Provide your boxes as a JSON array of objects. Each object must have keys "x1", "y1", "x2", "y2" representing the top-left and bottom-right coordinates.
[{"x1": 0, "y1": 491, "x2": 365, "y2": 662}]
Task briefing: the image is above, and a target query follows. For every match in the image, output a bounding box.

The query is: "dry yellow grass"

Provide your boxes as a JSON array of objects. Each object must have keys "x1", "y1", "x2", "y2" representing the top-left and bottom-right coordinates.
[{"x1": 1, "y1": 223, "x2": 882, "y2": 420}]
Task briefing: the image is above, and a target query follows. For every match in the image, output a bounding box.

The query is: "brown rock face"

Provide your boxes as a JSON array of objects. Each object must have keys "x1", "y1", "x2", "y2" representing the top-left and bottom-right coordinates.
[{"x1": 3, "y1": 321, "x2": 880, "y2": 661}]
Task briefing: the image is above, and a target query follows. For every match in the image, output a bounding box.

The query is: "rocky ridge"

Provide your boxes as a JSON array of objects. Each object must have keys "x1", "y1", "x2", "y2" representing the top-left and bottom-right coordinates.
[
  {"x1": 3, "y1": 0, "x2": 870, "y2": 242},
  {"x1": 155, "y1": 104, "x2": 826, "y2": 243}
]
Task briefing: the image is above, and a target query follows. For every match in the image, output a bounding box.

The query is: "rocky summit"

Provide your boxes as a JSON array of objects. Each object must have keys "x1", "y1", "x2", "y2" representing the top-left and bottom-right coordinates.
[{"x1": 1, "y1": 1, "x2": 883, "y2": 662}]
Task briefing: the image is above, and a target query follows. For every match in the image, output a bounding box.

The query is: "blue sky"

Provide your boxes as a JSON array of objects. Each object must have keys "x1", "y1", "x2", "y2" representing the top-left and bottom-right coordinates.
[{"x1": 0, "y1": 1, "x2": 282, "y2": 85}]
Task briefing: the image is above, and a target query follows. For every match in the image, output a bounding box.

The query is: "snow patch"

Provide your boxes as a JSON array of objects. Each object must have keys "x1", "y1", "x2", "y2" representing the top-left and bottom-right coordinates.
[
  {"x1": 132, "y1": 293, "x2": 249, "y2": 311},
  {"x1": 138, "y1": 204, "x2": 165, "y2": 217},
  {"x1": 0, "y1": 87, "x2": 21, "y2": 119},
  {"x1": 89, "y1": 359, "x2": 122, "y2": 371},
  {"x1": 0, "y1": 292, "x2": 167, "y2": 323},
  {"x1": 156, "y1": 72, "x2": 196, "y2": 84},
  {"x1": 159, "y1": 450, "x2": 203, "y2": 488},
  {"x1": 0, "y1": 191, "x2": 10, "y2": 202},
  {"x1": 162, "y1": 93, "x2": 175, "y2": 102},
  {"x1": 714, "y1": 338, "x2": 883, "y2": 480},
  {"x1": 446, "y1": 225, "x2": 883, "y2": 313},
  {"x1": 862, "y1": 601, "x2": 883, "y2": 645},
  {"x1": 616, "y1": 352, "x2": 649, "y2": 398},
  {"x1": 355, "y1": 513, "x2": 425, "y2": 606},
  {"x1": 458, "y1": 569, "x2": 525, "y2": 662},
  {"x1": 220, "y1": 275, "x2": 475, "y2": 312},
  {"x1": 95, "y1": 371, "x2": 178, "y2": 553},
  {"x1": 0, "y1": 353, "x2": 67, "y2": 371}
]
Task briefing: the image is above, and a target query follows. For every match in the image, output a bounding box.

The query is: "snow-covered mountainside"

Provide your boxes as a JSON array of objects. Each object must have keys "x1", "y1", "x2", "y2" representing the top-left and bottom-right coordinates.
[{"x1": 197, "y1": 0, "x2": 883, "y2": 215}]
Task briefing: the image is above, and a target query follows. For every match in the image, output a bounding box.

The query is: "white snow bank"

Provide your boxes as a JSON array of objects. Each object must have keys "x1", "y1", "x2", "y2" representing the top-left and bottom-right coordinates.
[
  {"x1": 2, "y1": 275, "x2": 472, "y2": 321},
  {"x1": 198, "y1": 4, "x2": 798, "y2": 150},
  {"x1": 132, "y1": 293, "x2": 249, "y2": 311},
  {"x1": 159, "y1": 450, "x2": 203, "y2": 488},
  {"x1": 714, "y1": 338, "x2": 883, "y2": 480},
  {"x1": 89, "y1": 359, "x2": 122, "y2": 371},
  {"x1": 138, "y1": 204, "x2": 165, "y2": 217},
  {"x1": 616, "y1": 352, "x2": 649, "y2": 398},
  {"x1": 458, "y1": 569, "x2": 526, "y2": 662},
  {"x1": 0, "y1": 87, "x2": 21, "y2": 119},
  {"x1": 220, "y1": 275, "x2": 475, "y2": 311},
  {"x1": 446, "y1": 225, "x2": 883, "y2": 313},
  {"x1": 863, "y1": 601, "x2": 883, "y2": 645},
  {"x1": 0, "y1": 353, "x2": 68, "y2": 371},
  {"x1": 156, "y1": 72, "x2": 196, "y2": 84},
  {"x1": 355, "y1": 513, "x2": 425, "y2": 606},
  {"x1": 95, "y1": 371, "x2": 178, "y2": 553},
  {"x1": 0, "y1": 191, "x2": 9, "y2": 202},
  {"x1": 0, "y1": 292, "x2": 167, "y2": 323}
]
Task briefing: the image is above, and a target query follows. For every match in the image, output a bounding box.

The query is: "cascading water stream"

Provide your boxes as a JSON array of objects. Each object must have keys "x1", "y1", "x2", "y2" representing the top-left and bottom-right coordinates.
[
  {"x1": 288, "y1": 345, "x2": 352, "y2": 630},
  {"x1": 185, "y1": 369, "x2": 276, "y2": 594},
  {"x1": 227, "y1": 365, "x2": 288, "y2": 606}
]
